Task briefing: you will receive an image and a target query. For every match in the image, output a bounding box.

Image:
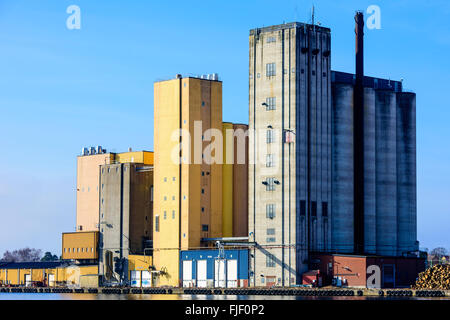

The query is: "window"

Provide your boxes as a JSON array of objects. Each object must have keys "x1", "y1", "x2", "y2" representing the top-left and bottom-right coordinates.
[
  {"x1": 172, "y1": 177, "x2": 176, "y2": 181},
  {"x1": 201, "y1": 207, "x2": 205, "y2": 213},
  {"x1": 267, "y1": 228, "x2": 275, "y2": 235},
  {"x1": 267, "y1": 130, "x2": 274, "y2": 143},
  {"x1": 164, "y1": 211, "x2": 167, "y2": 219},
  {"x1": 164, "y1": 177, "x2": 167, "y2": 182},
  {"x1": 164, "y1": 196, "x2": 167, "y2": 201},
  {"x1": 202, "y1": 225, "x2": 209, "y2": 232},
  {"x1": 68, "y1": 248, "x2": 71, "y2": 253},
  {"x1": 266, "y1": 154, "x2": 274, "y2": 167},
  {"x1": 267, "y1": 36, "x2": 276, "y2": 43},
  {"x1": 155, "y1": 215, "x2": 160, "y2": 232},
  {"x1": 265, "y1": 97, "x2": 276, "y2": 110},
  {"x1": 201, "y1": 189, "x2": 205, "y2": 194},
  {"x1": 172, "y1": 196, "x2": 175, "y2": 201},
  {"x1": 322, "y1": 202, "x2": 328, "y2": 217},
  {"x1": 202, "y1": 101, "x2": 205, "y2": 106},
  {"x1": 266, "y1": 204, "x2": 276, "y2": 219},
  {"x1": 266, "y1": 237, "x2": 276, "y2": 243},
  {"x1": 266, "y1": 63, "x2": 276, "y2": 77},
  {"x1": 64, "y1": 248, "x2": 66, "y2": 253},
  {"x1": 311, "y1": 201, "x2": 317, "y2": 216},
  {"x1": 172, "y1": 210, "x2": 175, "y2": 219},
  {"x1": 300, "y1": 200, "x2": 306, "y2": 216},
  {"x1": 266, "y1": 254, "x2": 276, "y2": 267},
  {"x1": 202, "y1": 171, "x2": 205, "y2": 176},
  {"x1": 91, "y1": 248, "x2": 94, "y2": 252},
  {"x1": 266, "y1": 178, "x2": 275, "y2": 191}
]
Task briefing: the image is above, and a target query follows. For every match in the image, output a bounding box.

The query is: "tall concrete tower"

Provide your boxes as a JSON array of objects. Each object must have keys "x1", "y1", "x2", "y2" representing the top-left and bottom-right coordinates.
[
  {"x1": 153, "y1": 75, "x2": 223, "y2": 287},
  {"x1": 248, "y1": 23, "x2": 332, "y2": 287}
]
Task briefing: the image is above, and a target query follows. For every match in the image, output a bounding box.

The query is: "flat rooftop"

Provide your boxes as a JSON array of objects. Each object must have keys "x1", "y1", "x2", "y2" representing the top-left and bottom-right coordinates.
[{"x1": 250, "y1": 22, "x2": 331, "y2": 35}]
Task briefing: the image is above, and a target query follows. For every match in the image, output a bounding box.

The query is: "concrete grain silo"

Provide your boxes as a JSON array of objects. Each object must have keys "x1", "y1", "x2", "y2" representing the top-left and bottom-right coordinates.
[
  {"x1": 396, "y1": 92, "x2": 417, "y2": 254},
  {"x1": 363, "y1": 87, "x2": 377, "y2": 254},
  {"x1": 331, "y1": 83, "x2": 354, "y2": 253},
  {"x1": 375, "y1": 90, "x2": 398, "y2": 256}
]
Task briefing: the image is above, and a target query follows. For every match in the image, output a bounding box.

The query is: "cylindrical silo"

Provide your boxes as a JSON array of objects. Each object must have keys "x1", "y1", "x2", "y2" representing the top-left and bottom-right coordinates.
[
  {"x1": 396, "y1": 92, "x2": 417, "y2": 254},
  {"x1": 375, "y1": 90, "x2": 397, "y2": 256},
  {"x1": 331, "y1": 83, "x2": 354, "y2": 253},
  {"x1": 364, "y1": 87, "x2": 377, "y2": 254}
]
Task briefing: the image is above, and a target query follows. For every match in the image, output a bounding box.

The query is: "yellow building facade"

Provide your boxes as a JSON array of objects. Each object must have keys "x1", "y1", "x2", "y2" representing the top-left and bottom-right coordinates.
[
  {"x1": 62, "y1": 231, "x2": 99, "y2": 260},
  {"x1": 153, "y1": 76, "x2": 223, "y2": 286},
  {"x1": 76, "y1": 150, "x2": 154, "y2": 232},
  {"x1": 0, "y1": 263, "x2": 98, "y2": 287}
]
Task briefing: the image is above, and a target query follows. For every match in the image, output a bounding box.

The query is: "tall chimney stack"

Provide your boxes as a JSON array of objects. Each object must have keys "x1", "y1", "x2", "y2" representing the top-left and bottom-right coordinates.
[{"x1": 354, "y1": 11, "x2": 365, "y2": 254}]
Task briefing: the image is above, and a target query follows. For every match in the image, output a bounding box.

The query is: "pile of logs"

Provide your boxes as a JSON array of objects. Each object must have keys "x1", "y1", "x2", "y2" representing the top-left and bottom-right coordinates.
[{"x1": 413, "y1": 265, "x2": 450, "y2": 290}]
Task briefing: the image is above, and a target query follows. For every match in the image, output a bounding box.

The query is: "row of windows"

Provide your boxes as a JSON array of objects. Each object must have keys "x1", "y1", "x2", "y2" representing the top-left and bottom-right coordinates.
[
  {"x1": 162, "y1": 210, "x2": 176, "y2": 220},
  {"x1": 265, "y1": 201, "x2": 328, "y2": 218},
  {"x1": 299, "y1": 200, "x2": 328, "y2": 217},
  {"x1": 251, "y1": 66, "x2": 327, "y2": 80},
  {"x1": 154, "y1": 215, "x2": 209, "y2": 233},
  {"x1": 101, "y1": 167, "x2": 125, "y2": 174},
  {"x1": 163, "y1": 177, "x2": 176, "y2": 182},
  {"x1": 64, "y1": 247, "x2": 94, "y2": 253}
]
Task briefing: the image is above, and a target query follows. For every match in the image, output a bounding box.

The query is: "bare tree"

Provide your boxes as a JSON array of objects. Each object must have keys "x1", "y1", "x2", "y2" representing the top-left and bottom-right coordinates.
[
  {"x1": 1, "y1": 248, "x2": 42, "y2": 262},
  {"x1": 430, "y1": 247, "x2": 448, "y2": 258}
]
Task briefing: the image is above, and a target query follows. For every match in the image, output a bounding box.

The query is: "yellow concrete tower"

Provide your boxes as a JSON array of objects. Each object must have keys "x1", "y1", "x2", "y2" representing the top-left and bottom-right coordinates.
[{"x1": 153, "y1": 74, "x2": 223, "y2": 286}]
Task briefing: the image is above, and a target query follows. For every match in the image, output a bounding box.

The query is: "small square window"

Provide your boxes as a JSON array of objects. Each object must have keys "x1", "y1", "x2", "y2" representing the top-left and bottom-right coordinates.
[{"x1": 202, "y1": 225, "x2": 209, "y2": 232}]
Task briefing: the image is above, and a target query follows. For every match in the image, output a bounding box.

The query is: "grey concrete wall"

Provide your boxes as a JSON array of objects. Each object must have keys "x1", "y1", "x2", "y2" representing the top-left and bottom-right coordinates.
[
  {"x1": 364, "y1": 88, "x2": 377, "y2": 254},
  {"x1": 375, "y1": 91, "x2": 398, "y2": 256},
  {"x1": 98, "y1": 163, "x2": 153, "y2": 282},
  {"x1": 396, "y1": 92, "x2": 417, "y2": 254},
  {"x1": 249, "y1": 24, "x2": 331, "y2": 287},
  {"x1": 331, "y1": 83, "x2": 354, "y2": 253}
]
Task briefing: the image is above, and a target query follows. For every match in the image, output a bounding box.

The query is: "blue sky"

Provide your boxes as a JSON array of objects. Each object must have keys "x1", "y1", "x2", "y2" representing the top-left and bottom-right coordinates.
[{"x1": 0, "y1": 0, "x2": 448, "y2": 255}]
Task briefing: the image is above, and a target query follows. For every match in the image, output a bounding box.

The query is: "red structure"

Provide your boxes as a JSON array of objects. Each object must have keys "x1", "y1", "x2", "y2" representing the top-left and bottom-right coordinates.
[
  {"x1": 310, "y1": 254, "x2": 425, "y2": 288},
  {"x1": 302, "y1": 270, "x2": 322, "y2": 287}
]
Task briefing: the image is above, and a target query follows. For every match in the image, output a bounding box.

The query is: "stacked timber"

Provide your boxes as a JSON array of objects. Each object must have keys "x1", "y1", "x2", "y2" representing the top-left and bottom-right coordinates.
[{"x1": 413, "y1": 265, "x2": 450, "y2": 290}]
